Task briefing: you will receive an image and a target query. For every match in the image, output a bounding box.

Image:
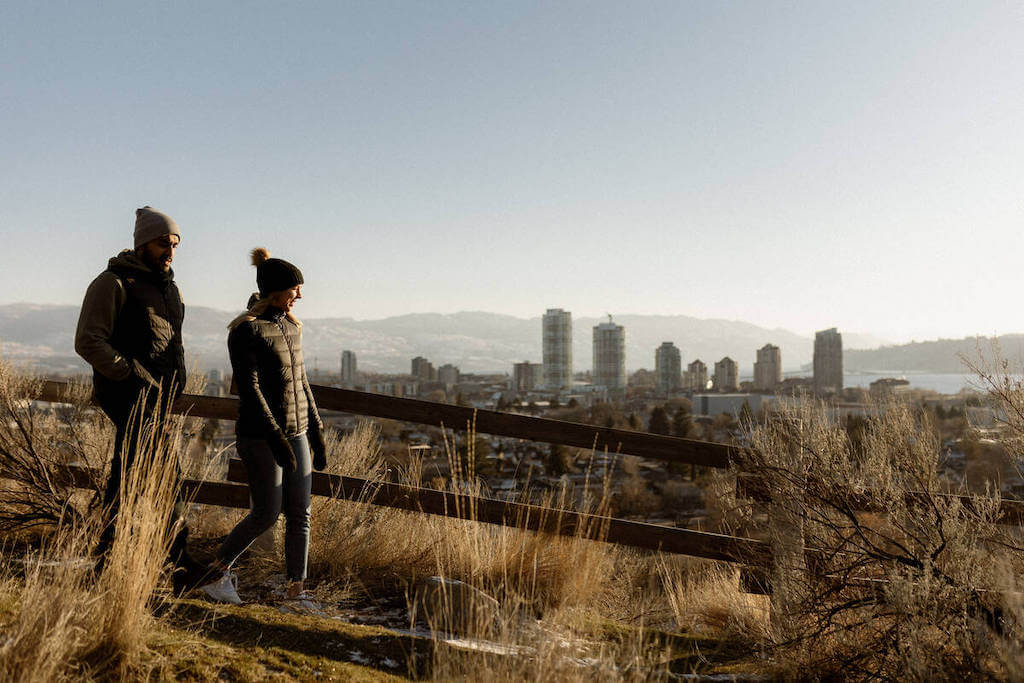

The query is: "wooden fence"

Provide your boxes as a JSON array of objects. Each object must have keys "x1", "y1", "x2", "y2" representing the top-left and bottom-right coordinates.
[
  {"x1": 25, "y1": 379, "x2": 1022, "y2": 601},
  {"x1": 25, "y1": 378, "x2": 1024, "y2": 602},
  {"x1": 31, "y1": 380, "x2": 770, "y2": 568}
]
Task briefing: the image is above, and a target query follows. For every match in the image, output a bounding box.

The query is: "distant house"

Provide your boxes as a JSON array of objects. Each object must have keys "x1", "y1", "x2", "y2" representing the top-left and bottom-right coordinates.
[{"x1": 869, "y1": 377, "x2": 910, "y2": 398}]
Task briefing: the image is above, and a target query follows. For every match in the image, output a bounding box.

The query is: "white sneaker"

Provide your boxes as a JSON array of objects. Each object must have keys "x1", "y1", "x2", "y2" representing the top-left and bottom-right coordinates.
[{"x1": 200, "y1": 572, "x2": 242, "y2": 605}]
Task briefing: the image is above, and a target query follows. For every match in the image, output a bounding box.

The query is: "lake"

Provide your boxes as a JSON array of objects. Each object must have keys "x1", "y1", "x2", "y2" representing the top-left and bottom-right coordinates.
[{"x1": 774, "y1": 372, "x2": 991, "y2": 395}]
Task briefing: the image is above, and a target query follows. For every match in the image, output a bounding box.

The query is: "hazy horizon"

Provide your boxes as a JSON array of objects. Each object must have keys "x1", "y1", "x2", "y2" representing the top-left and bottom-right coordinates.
[
  {"x1": 3, "y1": 2, "x2": 1021, "y2": 344},
  {"x1": 3, "y1": 299, "x2": 1004, "y2": 351}
]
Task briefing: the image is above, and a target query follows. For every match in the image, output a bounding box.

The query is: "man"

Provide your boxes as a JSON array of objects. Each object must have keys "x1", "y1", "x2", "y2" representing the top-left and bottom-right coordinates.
[{"x1": 75, "y1": 206, "x2": 203, "y2": 590}]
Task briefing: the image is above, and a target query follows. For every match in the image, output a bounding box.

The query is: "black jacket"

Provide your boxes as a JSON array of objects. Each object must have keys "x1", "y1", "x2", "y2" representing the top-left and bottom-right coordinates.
[
  {"x1": 228, "y1": 307, "x2": 323, "y2": 438},
  {"x1": 75, "y1": 251, "x2": 186, "y2": 412}
]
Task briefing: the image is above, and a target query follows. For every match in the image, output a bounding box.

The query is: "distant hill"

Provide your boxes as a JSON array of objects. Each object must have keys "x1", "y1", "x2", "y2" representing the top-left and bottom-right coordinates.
[
  {"x1": 844, "y1": 335, "x2": 1024, "y2": 374},
  {"x1": 0, "y1": 302, "x2": 892, "y2": 375}
]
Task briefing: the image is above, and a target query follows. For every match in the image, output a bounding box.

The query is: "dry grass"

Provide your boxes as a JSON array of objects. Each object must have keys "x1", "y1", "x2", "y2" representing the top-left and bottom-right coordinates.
[
  {"x1": 657, "y1": 556, "x2": 770, "y2": 642},
  {"x1": 300, "y1": 418, "x2": 766, "y2": 679},
  {"x1": 308, "y1": 420, "x2": 622, "y2": 614},
  {"x1": 0, "y1": 371, "x2": 191, "y2": 679}
]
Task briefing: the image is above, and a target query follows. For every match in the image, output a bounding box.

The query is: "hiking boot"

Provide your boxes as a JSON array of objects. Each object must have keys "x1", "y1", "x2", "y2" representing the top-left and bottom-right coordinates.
[
  {"x1": 172, "y1": 561, "x2": 218, "y2": 597},
  {"x1": 200, "y1": 572, "x2": 242, "y2": 605}
]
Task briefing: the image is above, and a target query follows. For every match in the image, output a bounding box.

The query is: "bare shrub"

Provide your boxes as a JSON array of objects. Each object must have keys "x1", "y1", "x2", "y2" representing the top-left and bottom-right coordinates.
[
  {"x1": 0, "y1": 367, "x2": 107, "y2": 536},
  {"x1": 741, "y1": 395, "x2": 1024, "y2": 679},
  {"x1": 962, "y1": 340, "x2": 1024, "y2": 475},
  {"x1": 615, "y1": 473, "x2": 659, "y2": 517}
]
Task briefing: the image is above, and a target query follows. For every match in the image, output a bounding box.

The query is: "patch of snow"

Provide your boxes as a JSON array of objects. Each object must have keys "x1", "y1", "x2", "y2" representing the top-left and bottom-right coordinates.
[
  {"x1": 440, "y1": 637, "x2": 530, "y2": 657},
  {"x1": 16, "y1": 557, "x2": 93, "y2": 570}
]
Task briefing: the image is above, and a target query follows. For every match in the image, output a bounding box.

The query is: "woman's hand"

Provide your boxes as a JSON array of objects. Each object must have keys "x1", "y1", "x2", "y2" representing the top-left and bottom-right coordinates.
[
  {"x1": 309, "y1": 425, "x2": 327, "y2": 471},
  {"x1": 268, "y1": 430, "x2": 297, "y2": 471}
]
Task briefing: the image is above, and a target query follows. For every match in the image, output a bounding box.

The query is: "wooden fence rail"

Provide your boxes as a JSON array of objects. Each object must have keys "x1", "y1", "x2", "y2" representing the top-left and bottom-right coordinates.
[
  {"x1": 40, "y1": 380, "x2": 738, "y2": 468},
  {"x1": 225, "y1": 458, "x2": 769, "y2": 565},
  {"x1": 307, "y1": 384, "x2": 740, "y2": 469}
]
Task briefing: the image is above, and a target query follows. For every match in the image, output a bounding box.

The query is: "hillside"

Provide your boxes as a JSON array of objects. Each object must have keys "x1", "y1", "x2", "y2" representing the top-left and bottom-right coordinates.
[
  {"x1": 0, "y1": 303, "x2": 891, "y2": 375},
  {"x1": 843, "y1": 335, "x2": 1024, "y2": 374}
]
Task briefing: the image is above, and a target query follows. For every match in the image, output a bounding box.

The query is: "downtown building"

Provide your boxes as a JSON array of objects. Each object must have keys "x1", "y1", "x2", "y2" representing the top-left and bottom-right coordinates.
[
  {"x1": 593, "y1": 317, "x2": 626, "y2": 391},
  {"x1": 654, "y1": 342, "x2": 682, "y2": 396},
  {"x1": 438, "y1": 363, "x2": 460, "y2": 387},
  {"x1": 513, "y1": 361, "x2": 543, "y2": 393},
  {"x1": 411, "y1": 356, "x2": 436, "y2": 381},
  {"x1": 542, "y1": 308, "x2": 573, "y2": 392},
  {"x1": 341, "y1": 350, "x2": 357, "y2": 386},
  {"x1": 813, "y1": 327, "x2": 843, "y2": 394},
  {"x1": 686, "y1": 359, "x2": 708, "y2": 392},
  {"x1": 713, "y1": 357, "x2": 739, "y2": 392},
  {"x1": 753, "y1": 344, "x2": 781, "y2": 391}
]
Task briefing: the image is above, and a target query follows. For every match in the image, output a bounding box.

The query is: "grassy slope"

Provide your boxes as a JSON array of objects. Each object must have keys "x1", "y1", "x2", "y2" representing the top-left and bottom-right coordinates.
[
  {"x1": 134, "y1": 597, "x2": 757, "y2": 680},
  {"x1": 147, "y1": 599, "x2": 423, "y2": 680}
]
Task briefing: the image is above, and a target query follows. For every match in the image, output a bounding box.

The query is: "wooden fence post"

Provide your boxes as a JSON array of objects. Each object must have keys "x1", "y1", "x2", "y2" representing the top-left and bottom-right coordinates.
[{"x1": 768, "y1": 418, "x2": 806, "y2": 641}]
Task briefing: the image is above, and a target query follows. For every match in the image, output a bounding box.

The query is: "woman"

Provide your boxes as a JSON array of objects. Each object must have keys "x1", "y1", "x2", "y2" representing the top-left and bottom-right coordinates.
[{"x1": 200, "y1": 247, "x2": 327, "y2": 604}]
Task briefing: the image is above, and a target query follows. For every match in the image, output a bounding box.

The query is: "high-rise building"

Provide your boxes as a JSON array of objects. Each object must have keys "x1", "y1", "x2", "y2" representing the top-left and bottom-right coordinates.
[
  {"x1": 686, "y1": 359, "x2": 708, "y2": 392},
  {"x1": 592, "y1": 316, "x2": 625, "y2": 390},
  {"x1": 713, "y1": 357, "x2": 739, "y2": 392},
  {"x1": 411, "y1": 356, "x2": 436, "y2": 381},
  {"x1": 438, "y1": 363, "x2": 459, "y2": 386},
  {"x1": 753, "y1": 344, "x2": 781, "y2": 392},
  {"x1": 341, "y1": 350, "x2": 357, "y2": 385},
  {"x1": 655, "y1": 342, "x2": 682, "y2": 395},
  {"x1": 542, "y1": 308, "x2": 573, "y2": 391},
  {"x1": 813, "y1": 328, "x2": 843, "y2": 394},
  {"x1": 513, "y1": 361, "x2": 542, "y2": 392},
  {"x1": 205, "y1": 369, "x2": 225, "y2": 397}
]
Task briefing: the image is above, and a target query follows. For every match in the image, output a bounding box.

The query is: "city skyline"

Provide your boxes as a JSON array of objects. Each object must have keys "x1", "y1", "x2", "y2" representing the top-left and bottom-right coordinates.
[{"x1": 3, "y1": 3, "x2": 1022, "y2": 344}]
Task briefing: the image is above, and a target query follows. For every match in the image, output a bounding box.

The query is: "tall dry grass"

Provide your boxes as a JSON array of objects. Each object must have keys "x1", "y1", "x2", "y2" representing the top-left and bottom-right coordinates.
[
  {"x1": 304, "y1": 419, "x2": 752, "y2": 678},
  {"x1": 656, "y1": 556, "x2": 770, "y2": 642},
  {"x1": 0, "y1": 368, "x2": 192, "y2": 679},
  {"x1": 309, "y1": 420, "x2": 623, "y2": 615}
]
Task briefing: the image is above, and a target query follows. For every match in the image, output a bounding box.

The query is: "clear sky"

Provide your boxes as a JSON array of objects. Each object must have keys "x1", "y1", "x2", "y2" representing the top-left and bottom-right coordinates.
[{"x1": 2, "y1": 1, "x2": 1021, "y2": 343}]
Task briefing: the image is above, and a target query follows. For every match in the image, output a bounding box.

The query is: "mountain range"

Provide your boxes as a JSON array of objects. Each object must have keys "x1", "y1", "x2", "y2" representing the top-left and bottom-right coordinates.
[{"x1": 0, "y1": 302, "x2": 991, "y2": 377}]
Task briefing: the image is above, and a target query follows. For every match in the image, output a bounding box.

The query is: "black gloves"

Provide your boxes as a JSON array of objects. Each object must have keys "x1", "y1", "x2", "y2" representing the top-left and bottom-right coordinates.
[
  {"x1": 131, "y1": 359, "x2": 160, "y2": 391},
  {"x1": 268, "y1": 430, "x2": 297, "y2": 471},
  {"x1": 267, "y1": 426, "x2": 326, "y2": 471},
  {"x1": 309, "y1": 424, "x2": 327, "y2": 471}
]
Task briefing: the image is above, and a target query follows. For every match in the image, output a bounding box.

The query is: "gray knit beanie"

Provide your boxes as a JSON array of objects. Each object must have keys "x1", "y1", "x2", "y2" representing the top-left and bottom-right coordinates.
[{"x1": 134, "y1": 206, "x2": 181, "y2": 248}]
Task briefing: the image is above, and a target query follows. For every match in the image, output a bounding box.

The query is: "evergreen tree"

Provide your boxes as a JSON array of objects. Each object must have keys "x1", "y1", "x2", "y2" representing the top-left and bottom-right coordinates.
[
  {"x1": 648, "y1": 406, "x2": 671, "y2": 435},
  {"x1": 546, "y1": 443, "x2": 574, "y2": 476},
  {"x1": 672, "y1": 406, "x2": 692, "y2": 438}
]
